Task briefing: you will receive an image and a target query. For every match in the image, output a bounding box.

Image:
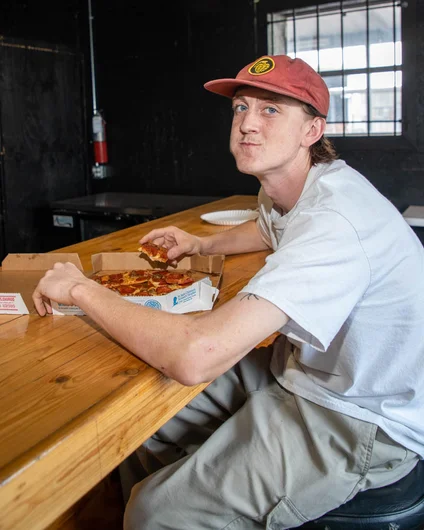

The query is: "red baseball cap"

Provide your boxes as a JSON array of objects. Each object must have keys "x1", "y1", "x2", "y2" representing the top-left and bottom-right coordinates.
[{"x1": 204, "y1": 55, "x2": 329, "y2": 117}]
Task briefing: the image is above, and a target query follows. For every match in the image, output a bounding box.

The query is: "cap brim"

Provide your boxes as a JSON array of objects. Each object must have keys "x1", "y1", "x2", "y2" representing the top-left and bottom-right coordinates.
[
  {"x1": 204, "y1": 78, "x2": 313, "y2": 107},
  {"x1": 203, "y1": 78, "x2": 247, "y2": 98}
]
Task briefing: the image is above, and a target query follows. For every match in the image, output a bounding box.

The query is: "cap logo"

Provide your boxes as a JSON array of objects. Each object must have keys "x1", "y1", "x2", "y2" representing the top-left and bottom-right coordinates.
[{"x1": 248, "y1": 57, "x2": 275, "y2": 76}]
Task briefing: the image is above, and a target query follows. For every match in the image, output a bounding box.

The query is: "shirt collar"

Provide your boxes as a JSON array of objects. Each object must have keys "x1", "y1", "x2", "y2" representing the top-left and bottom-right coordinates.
[{"x1": 269, "y1": 163, "x2": 327, "y2": 229}]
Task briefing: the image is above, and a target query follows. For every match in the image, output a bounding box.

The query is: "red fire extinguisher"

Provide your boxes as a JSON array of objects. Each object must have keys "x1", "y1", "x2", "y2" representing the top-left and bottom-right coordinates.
[{"x1": 92, "y1": 111, "x2": 108, "y2": 165}]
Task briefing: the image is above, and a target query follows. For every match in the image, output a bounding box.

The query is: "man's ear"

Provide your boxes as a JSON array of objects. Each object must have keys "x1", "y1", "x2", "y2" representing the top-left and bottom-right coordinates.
[{"x1": 301, "y1": 117, "x2": 326, "y2": 147}]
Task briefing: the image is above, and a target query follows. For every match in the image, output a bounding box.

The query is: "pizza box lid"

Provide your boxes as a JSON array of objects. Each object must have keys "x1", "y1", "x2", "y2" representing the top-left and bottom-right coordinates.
[{"x1": 0, "y1": 253, "x2": 83, "y2": 315}]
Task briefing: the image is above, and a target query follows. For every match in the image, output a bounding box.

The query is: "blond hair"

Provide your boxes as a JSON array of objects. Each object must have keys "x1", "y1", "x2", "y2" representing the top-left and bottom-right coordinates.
[{"x1": 302, "y1": 103, "x2": 338, "y2": 166}]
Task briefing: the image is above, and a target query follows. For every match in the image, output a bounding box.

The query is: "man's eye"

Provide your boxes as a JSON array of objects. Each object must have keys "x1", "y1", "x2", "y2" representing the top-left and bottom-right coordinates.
[
  {"x1": 233, "y1": 104, "x2": 248, "y2": 113},
  {"x1": 265, "y1": 107, "x2": 278, "y2": 114}
]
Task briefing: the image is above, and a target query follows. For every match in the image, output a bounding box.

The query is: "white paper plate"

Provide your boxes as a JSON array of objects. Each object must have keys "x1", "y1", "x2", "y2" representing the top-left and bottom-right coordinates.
[{"x1": 200, "y1": 209, "x2": 259, "y2": 226}]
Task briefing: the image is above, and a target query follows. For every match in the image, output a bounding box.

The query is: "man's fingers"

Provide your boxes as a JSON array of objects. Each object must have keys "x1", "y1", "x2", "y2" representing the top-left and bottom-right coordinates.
[
  {"x1": 166, "y1": 247, "x2": 182, "y2": 261},
  {"x1": 32, "y1": 289, "x2": 48, "y2": 316},
  {"x1": 42, "y1": 295, "x2": 53, "y2": 314},
  {"x1": 139, "y1": 229, "x2": 166, "y2": 245},
  {"x1": 139, "y1": 227, "x2": 182, "y2": 247}
]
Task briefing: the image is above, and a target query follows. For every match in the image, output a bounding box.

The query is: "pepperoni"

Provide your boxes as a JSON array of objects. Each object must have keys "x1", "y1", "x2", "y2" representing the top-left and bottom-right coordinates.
[
  {"x1": 116, "y1": 285, "x2": 137, "y2": 295},
  {"x1": 155, "y1": 285, "x2": 173, "y2": 294},
  {"x1": 179, "y1": 278, "x2": 194, "y2": 286},
  {"x1": 108, "y1": 273, "x2": 125, "y2": 282},
  {"x1": 141, "y1": 243, "x2": 157, "y2": 253},
  {"x1": 133, "y1": 290, "x2": 151, "y2": 296},
  {"x1": 152, "y1": 279, "x2": 168, "y2": 286},
  {"x1": 139, "y1": 243, "x2": 168, "y2": 261},
  {"x1": 164, "y1": 273, "x2": 193, "y2": 285}
]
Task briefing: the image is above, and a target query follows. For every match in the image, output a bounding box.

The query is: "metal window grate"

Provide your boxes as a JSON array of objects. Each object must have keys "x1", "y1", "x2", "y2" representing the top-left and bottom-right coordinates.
[{"x1": 267, "y1": 0, "x2": 402, "y2": 137}]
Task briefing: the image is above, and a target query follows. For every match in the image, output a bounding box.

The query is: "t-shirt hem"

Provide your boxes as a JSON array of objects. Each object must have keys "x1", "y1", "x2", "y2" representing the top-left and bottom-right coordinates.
[{"x1": 281, "y1": 379, "x2": 424, "y2": 459}]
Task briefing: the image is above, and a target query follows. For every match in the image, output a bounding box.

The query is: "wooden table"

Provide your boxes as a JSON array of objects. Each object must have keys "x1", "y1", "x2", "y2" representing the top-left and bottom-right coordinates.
[{"x1": 0, "y1": 195, "x2": 274, "y2": 530}]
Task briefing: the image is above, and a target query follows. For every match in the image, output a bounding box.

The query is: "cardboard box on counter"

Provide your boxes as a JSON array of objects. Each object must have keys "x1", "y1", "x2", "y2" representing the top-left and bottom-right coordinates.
[
  {"x1": 55, "y1": 252, "x2": 224, "y2": 315},
  {"x1": 0, "y1": 252, "x2": 224, "y2": 316}
]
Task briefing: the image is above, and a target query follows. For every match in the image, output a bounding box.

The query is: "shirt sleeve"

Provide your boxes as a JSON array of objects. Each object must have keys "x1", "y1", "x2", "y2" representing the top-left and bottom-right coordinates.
[{"x1": 240, "y1": 207, "x2": 371, "y2": 351}]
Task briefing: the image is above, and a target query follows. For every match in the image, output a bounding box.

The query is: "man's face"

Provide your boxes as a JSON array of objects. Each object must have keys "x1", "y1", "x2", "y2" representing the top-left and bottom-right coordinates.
[{"x1": 229, "y1": 87, "x2": 312, "y2": 178}]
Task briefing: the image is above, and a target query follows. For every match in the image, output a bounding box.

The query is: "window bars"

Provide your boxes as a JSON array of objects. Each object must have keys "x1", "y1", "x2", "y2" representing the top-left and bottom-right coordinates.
[{"x1": 267, "y1": 0, "x2": 402, "y2": 137}]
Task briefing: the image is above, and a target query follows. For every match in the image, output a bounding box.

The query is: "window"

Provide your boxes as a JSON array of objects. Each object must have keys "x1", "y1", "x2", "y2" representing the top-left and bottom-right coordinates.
[{"x1": 264, "y1": 0, "x2": 416, "y2": 147}]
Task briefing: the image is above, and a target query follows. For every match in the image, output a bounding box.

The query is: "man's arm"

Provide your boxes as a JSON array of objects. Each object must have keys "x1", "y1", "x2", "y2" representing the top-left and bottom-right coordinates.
[
  {"x1": 33, "y1": 263, "x2": 287, "y2": 386},
  {"x1": 139, "y1": 220, "x2": 269, "y2": 262},
  {"x1": 200, "y1": 219, "x2": 269, "y2": 255}
]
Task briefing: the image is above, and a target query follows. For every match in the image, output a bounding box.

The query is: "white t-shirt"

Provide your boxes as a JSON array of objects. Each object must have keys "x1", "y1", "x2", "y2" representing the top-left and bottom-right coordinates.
[{"x1": 241, "y1": 160, "x2": 424, "y2": 458}]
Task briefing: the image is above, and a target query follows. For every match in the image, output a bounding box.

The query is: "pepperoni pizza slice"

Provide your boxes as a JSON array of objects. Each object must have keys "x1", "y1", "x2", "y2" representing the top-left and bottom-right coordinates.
[{"x1": 138, "y1": 243, "x2": 169, "y2": 263}]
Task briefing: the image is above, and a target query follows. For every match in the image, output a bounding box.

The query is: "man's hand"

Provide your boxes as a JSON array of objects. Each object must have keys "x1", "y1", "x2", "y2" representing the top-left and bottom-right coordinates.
[
  {"x1": 139, "y1": 226, "x2": 203, "y2": 262},
  {"x1": 32, "y1": 262, "x2": 91, "y2": 316}
]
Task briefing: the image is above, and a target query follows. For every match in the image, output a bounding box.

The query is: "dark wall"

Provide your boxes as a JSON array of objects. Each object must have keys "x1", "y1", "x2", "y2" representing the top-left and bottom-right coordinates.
[
  {"x1": 0, "y1": 0, "x2": 423, "y2": 213},
  {"x1": 0, "y1": 1, "x2": 85, "y2": 49},
  {"x1": 0, "y1": 41, "x2": 88, "y2": 255},
  {"x1": 89, "y1": 0, "x2": 424, "y2": 212},
  {"x1": 90, "y1": 0, "x2": 260, "y2": 197},
  {"x1": 0, "y1": 0, "x2": 89, "y2": 259}
]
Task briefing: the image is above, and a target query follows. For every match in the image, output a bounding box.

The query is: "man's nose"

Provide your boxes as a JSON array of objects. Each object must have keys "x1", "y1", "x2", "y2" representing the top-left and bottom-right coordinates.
[{"x1": 239, "y1": 111, "x2": 260, "y2": 133}]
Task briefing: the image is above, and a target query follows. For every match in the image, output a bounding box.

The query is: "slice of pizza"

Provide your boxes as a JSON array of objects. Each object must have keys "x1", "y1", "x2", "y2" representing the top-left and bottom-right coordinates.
[{"x1": 138, "y1": 242, "x2": 169, "y2": 263}]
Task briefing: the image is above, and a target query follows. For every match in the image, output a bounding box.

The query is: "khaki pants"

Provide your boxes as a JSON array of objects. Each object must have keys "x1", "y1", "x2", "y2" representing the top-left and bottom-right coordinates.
[{"x1": 122, "y1": 338, "x2": 419, "y2": 530}]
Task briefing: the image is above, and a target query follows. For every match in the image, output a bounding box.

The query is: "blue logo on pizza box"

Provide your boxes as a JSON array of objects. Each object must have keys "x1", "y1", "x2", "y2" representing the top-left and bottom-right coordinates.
[{"x1": 144, "y1": 299, "x2": 162, "y2": 310}]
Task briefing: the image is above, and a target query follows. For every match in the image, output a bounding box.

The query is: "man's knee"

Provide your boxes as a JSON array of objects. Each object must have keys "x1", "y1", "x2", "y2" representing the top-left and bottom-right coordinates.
[
  {"x1": 123, "y1": 455, "x2": 191, "y2": 530},
  {"x1": 123, "y1": 477, "x2": 160, "y2": 530}
]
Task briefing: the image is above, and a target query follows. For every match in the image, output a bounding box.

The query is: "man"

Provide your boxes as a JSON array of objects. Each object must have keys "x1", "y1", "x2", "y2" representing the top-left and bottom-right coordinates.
[{"x1": 33, "y1": 55, "x2": 424, "y2": 529}]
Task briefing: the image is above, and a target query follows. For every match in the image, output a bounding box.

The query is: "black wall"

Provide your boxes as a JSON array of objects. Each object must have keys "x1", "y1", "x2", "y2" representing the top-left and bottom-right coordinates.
[
  {"x1": 92, "y1": 0, "x2": 424, "y2": 213},
  {"x1": 0, "y1": 0, "x2": 423, "y2": 233},
  {"x1": 0, "y1": 40, "x2": 88, "y2": 257},
  {"x1": 91, "y1": 0, "x2": 260, "y2": 197},
  {"x1": 0, "y1": 1, "x2": 85, "y2": 48},
  {"x1": 0, "y1": 1, "x2": 89, "y2": 259}
]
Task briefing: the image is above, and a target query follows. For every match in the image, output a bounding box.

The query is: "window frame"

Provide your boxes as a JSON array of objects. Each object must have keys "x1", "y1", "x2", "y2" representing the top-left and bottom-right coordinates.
[{"x1": 255, "y1": 0, "x2": 417, "y2": 151}]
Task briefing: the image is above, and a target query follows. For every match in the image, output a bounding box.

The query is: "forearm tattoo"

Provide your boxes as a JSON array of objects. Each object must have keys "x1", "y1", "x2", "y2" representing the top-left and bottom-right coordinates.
[{"x1": 240, "y1": 293, "x2": 259, "y2": 301}]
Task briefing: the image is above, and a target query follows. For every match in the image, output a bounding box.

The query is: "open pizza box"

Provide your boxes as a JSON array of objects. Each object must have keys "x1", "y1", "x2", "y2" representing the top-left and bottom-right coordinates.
[
  {"x1": 52, "y1": 252, "x2": 224, "y2": 316},
  {"x1": 0, "y1": 252, "x2": 224, "y2": 315}
]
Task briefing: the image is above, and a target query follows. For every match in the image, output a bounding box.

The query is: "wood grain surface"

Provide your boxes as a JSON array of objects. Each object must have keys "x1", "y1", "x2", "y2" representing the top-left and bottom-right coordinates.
[{"x1": 0, "y1": 195, "x2": 277, "y2": 530}]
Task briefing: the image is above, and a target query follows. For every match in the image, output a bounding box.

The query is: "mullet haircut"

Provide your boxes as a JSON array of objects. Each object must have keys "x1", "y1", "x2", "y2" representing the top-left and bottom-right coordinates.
[{"x1": 302, "y1": 103, "x2": 338, "y2": 166}]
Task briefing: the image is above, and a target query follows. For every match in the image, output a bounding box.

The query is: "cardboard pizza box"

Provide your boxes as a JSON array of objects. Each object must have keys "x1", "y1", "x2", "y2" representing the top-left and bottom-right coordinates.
[
  {"x1": 0, "y1": 253, "x2": 83, "y2": 315},
  {"x1": 0, "y1": 252, "x2": 225, "y2": 316},
  {"x1": 51, "y1": 252, "x2": 225, "y2": 316}
]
